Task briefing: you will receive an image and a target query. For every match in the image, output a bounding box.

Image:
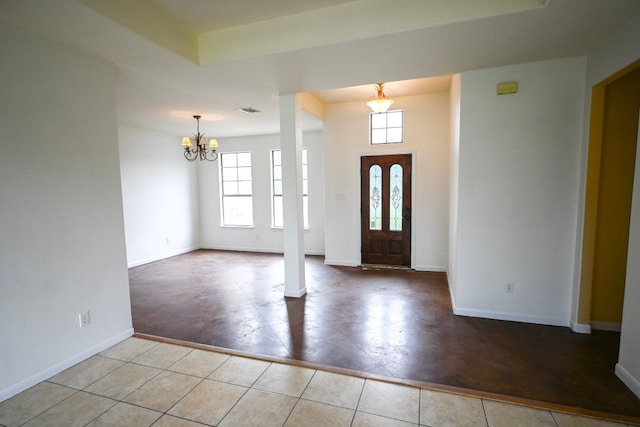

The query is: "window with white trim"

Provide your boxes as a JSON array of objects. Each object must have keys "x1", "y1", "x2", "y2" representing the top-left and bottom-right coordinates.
[
  {"x1": 220, "y1": 152, "x2": 253, "y2": 226},
  {"x1": 271, "y1": 149, "x2": 308, "y2": 228},
  {"x1": 370, "y1": 109, "x2": 403, "y2": 145}
]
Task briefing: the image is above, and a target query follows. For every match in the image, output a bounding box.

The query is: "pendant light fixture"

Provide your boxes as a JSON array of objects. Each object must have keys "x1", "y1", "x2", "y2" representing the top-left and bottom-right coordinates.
[
  {"x1": 366, "y1": 83, "x2": 394, "y2": 113},
  {"x1": 181, "y1": 115, "x2": 218, "y2": 162}
]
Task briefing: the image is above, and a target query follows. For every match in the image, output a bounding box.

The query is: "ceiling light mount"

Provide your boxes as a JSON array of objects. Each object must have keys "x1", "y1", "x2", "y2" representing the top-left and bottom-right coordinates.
[
  {"x1": 181, "y1": 114, "x2": 218, "y2": 162},
  {"x1": 366, "y1": 82, "x2": 394, "y2": 113}
]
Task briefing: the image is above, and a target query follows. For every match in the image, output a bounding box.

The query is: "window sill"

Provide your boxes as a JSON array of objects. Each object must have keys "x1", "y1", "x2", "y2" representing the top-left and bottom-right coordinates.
[{"x1": 271, "y1": 227, "x2": 310, "y2": 231}]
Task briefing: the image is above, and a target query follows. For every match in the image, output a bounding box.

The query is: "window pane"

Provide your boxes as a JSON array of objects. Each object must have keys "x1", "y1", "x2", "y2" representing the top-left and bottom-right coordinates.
[
  {"x1": 370, "y1": 109, "x2": 403, "y2": 145},
  {"x1": 238, "y1": 181, "x2": 252, "y2": 195},
  {"x1": 223, "y1": 196, "x2": 253, "y2": 226},
  {"x1": 387, "y1": 127, "x2": 403, "y2": 143},
  {"x1": 222, "y1": 153, "x2": 237, "y2": 167},
  {"x1": 387, "y1": 111, "x2": 402, "y2": 127},
  {"x1": 273, "y1": 165, "x2": 282, "y2": 180},
  {"x1": 272, "y1": 150, "x2": 281, "y2": 166},
  {"x1": 237, "y1": 166, "x2": 252, "y2": 181},
  {"x1": 371, "y1": 129, "x2": 386, "y2": 145},
  {"x1": 223, "y1": 167, "x2": 237, "y2": 182},
  {"x1": 271, "y1": 149, "x2": 309, "y2": 229},
  {"x1": 371, "y1": 113, "x2": 386, "y2": 128},
  {"x1": 303, "y1": 195, "x2": 309, "y2": 228},
  {"x1": 237, "y1": 152, "x2": 251, "y2": 167},
  {"x1": 273, "y1": 195, "x2": 283, "y2": 227},
  {"x1": 274, "y1": 180, "x2": 282, "y2": 195},
  {"x1": 389, "y1": 164, "x2": 403, "y2": 231},
  {"x1": 223, "y1": 181, "x2": 237, "y2": 195},
  {"x1": 369, "y1": 165, "x2": 382, "y2": 230},
  {"x1": 221, "y1": 152, "x2": 253, "y2": 226}
]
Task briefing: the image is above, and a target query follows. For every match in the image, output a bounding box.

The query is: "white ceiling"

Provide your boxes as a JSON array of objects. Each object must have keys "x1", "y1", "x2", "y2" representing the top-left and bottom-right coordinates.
[
  {"x1": 150, "y1": 0, "x2": 357, "y2": 32},
  {"x1": 2, "y1": 0, "x2": 640, "y2": 139}
]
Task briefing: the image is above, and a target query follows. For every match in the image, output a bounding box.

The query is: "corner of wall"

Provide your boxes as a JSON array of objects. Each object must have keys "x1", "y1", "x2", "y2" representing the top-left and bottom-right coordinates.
[
  {"x1": 615, "y1": 363, "x2": 640, "y2": 399},
  {"x1": 0, "y1": 328, "x2": 133, "y2": 403},
  {"x1": 570, "y1": 321, "x2": 591, "y2": 334}
]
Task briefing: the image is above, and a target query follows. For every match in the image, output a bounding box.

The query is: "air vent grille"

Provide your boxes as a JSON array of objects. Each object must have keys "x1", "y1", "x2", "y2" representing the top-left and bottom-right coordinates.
[{"x1": 238, "y1": 107, "x2": 261, "y2": 114}]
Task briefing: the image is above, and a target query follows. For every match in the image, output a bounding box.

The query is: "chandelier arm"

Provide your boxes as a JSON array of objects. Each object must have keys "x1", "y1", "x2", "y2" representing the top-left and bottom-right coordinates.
[
  {"x1": 205, "y1": 151, "x2": 218, "y2": 162},
  {"x1": 184, "y1": 150, "x2": 198, "y2": 162}
]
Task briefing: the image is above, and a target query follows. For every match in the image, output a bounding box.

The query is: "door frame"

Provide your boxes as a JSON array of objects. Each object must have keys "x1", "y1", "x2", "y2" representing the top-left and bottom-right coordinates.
[
  {"x1": 358, "y1": 150, "x2": 416, "y2": 268},
  {"x1": 576, "y1": 59, "x2": 640, "y2": 332}
]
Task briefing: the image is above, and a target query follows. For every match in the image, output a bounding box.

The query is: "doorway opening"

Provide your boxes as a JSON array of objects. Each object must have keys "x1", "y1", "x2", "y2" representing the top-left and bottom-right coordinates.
[{"x1": 578, "y1": 60, "x2": 640, "y2": 331}]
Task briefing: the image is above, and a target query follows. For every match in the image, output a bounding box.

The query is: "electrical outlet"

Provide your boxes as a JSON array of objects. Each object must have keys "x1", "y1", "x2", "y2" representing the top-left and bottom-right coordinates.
[
  {"x1": 79, "y1": 311, "x2": 90, "y2": 327},
  {"x1": 505, "y1": 283, "x2": 515, "y2": 293}
]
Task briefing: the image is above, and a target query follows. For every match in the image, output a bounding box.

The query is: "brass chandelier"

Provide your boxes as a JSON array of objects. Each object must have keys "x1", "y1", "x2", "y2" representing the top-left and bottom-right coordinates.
[{"x1": 181, "y1": 115, "x2": 218, "y2": 162}]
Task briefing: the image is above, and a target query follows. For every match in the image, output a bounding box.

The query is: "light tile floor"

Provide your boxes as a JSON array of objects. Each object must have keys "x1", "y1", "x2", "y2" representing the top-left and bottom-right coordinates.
[{"x1": 0, "y1": 337, "x2": 636, "y2": 427}]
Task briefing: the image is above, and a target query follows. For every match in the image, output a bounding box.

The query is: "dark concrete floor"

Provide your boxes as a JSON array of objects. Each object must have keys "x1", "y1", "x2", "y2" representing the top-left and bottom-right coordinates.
[{"x1": 129, "y1": 250, "x2": 640, "y2": 418}]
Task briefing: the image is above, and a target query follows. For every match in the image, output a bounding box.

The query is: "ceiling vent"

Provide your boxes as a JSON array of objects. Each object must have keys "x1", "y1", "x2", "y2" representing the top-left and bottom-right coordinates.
[{"x1": 238, "y1": 107, "x2": 261, "y2": 114}]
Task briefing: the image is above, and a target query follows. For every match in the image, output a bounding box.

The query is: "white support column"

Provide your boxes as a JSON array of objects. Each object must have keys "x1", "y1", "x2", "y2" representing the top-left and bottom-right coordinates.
[{"x1": 279, "y1": 93, "x2": 307, "y2": 298}]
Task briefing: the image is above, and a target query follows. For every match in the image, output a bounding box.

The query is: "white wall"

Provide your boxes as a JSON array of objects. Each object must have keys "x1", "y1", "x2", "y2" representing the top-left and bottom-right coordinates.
[
  {"x1": 618, "y1": 116, "x2": 640, "y2": 397},
  {"x1": 448, "y1": 74, "x2": 461, "y2": 298},
  {"x1": 323, "y1": 93, "x2": 450, "y2": 269},
  {"x1": 119, "y1": 125, "x2": 200, "y2": 266},
  {"x1": 199, "y1": 131, "x2": 325, "y2": 255},
  {"x1": 0, "y1": 23, "x2": 132, "y2": 399},
  {"x1": 453, "y1": 57, "x2": 586, "y2": 326}
]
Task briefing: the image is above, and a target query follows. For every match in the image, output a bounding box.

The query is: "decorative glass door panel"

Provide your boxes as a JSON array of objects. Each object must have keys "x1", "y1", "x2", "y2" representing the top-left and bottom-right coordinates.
[
  {"x1": 369, "y1": 165, "x2": 382, "y2": 230},
  {"x1": 389, "y1": 164, "x2": 403, "y2": 231},
  {"x1": 361, "y1": 154, "x2": 412, "y2": 266}
]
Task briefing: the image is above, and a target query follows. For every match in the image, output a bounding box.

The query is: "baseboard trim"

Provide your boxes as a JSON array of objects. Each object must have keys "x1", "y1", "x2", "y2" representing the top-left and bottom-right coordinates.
[
  {"x1": 453, "y1": 307, "x2": 570, "y2": 327},
  {"x1": 129, "y1": 246, "x2": 326, "y2": 269},
  {"x1": 128, "y1": 246, "x2": 200, "y2": 267},
  {"x1": 202, "y1": 244, "x2": 282, "y2": 254},
  {"x1": 323, "y1": 259, "x2": 360, "y2": 267},
  {"x1": 591, "y1": 321, "x2": 621, "y2": 332},
  {"x1": 571, "y1": 322, "x2": 592, "y2": 334},
  {"x1": 284, "y1": 287, "x2": 307, "y2": 298},
  {"x1": 413, "y1": 265, "x2": 447, "y2": 272},
  {"x1": 0, "y1": 328, "x2": 134, "y2": 403},
  {"x1": 201, "y1": 245, "x2": 324, "y2": 257},
  {"x1": 615, "y1": 363, "x2": 640, "y2": 399}
]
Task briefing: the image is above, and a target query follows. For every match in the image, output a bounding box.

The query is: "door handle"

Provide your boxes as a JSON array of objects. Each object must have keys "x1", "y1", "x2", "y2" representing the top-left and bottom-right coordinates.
[{"x1": 403, "y1": 207, "x2": 411, "y2": 221}]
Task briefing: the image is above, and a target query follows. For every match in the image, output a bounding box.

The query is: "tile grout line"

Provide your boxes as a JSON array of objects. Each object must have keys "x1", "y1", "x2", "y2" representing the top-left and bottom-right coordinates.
[
  {"x1": 213, "y1": 381, "x2": 252, "y2": 426},
  {"x1": 350, "y1": 378, "x2": 369, "y2": 426},
  {"x1": 18, "y1": 384, "x2": 81, "y2": 427},
  {"x1": 214, "y1": 357, "x2": 275, "y2": 426},
  {"x1": 418, "y1": 387, "x2": 422, "y2": 426},
  {"x1": 481, "y1": 398, "x2": 490, "y2": 427},
  {"x1": 281, "y1": 369, "x2": 319, "y2": 427},
  {"x1": 87, "y1": 343, "x2": 203, "y2": 425},
  {"x1": 348, "y1": 377, "x2": 367, "y2": 426}
]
